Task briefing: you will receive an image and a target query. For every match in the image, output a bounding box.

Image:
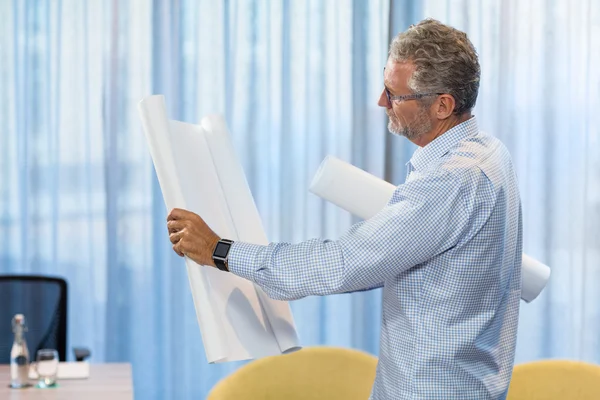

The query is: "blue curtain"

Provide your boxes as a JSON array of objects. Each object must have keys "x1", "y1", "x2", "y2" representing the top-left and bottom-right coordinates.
[
  {"x1": 1, "y1": 0, "x2": 390, "y2": 398},
  {"x1": 1, "y1": 0, "x2": 599, "y2": 399}
]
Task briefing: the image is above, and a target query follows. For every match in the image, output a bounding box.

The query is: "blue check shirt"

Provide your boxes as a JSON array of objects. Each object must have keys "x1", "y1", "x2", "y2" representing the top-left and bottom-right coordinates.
[{"x1": 229, "y1": 117, "x2": 522, "y2": 399}]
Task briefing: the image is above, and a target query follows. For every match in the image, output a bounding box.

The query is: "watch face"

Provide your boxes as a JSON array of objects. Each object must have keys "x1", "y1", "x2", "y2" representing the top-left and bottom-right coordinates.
[{"x1": 214, "y1": 242, "x2": 230, "y2": 258}]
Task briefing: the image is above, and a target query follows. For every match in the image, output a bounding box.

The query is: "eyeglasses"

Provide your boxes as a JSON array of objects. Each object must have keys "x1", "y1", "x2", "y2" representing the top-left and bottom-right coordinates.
[
  {"x1": 382, "y1": 67, "x2": 442, "y2": 108},
  {"x1": 384, "y1": 88, "x2": 441, "y2": 108}
]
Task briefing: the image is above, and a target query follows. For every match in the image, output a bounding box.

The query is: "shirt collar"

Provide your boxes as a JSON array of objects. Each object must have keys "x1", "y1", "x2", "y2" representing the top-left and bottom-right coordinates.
[{"x1": 408, "y1": 116, "x2": 479, "y2": 172}]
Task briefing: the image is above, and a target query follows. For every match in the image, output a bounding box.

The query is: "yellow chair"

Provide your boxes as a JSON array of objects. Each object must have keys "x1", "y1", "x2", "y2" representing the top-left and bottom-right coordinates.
[
  {"x1": 507, "y1": 360, "x2": 600, "y2": 400},
  {"x1": 207, "y1": 347, "x2": 378, "y2": 400}
]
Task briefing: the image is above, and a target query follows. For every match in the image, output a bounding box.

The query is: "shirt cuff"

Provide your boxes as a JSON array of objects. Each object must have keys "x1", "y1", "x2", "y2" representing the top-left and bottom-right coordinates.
[{"x1": 228, "y1": 241, "x2": 266, "y2": 281}]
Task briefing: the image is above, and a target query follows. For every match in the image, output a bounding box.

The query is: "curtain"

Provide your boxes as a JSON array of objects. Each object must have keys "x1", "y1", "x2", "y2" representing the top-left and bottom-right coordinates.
[
  {"x1": 1, "y1": 0, "x2": 598, "y2": 399},
  {"x1": 0, "y1": 0, "x2": 389, "y2": 398}
]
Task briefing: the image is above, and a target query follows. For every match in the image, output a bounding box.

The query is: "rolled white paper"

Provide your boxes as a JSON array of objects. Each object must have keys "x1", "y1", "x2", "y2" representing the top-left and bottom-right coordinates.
[
  {"x1": 201, "y1": 115, "x2": 300, "y2": 355},
  {"x1": 309, "y1": 155, "x2": 551, "y2": 303},
  {"x1": 309, "y1": 156, "x2": 395, "y2": 221},
  {"x1": 520, "y1": 254, "x2": 552, "y2": 303},
  {"x1": 138, "y1": 95, "x2": 299, "y2": 363},
  {"x1": 138, "y1": 96, "x2": 228, "y2": 363}
]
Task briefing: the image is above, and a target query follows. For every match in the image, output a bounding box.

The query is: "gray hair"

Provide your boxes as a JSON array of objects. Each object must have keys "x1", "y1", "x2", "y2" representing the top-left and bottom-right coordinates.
[{"x1": 389, "y1": 19, "x2": 480, "y2": 115}]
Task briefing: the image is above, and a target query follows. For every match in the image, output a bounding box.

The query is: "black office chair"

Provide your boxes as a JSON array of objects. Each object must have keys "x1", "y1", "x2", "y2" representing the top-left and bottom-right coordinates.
[{"x1": 0, "y1": 275, "x2": 90, "y2": 364}]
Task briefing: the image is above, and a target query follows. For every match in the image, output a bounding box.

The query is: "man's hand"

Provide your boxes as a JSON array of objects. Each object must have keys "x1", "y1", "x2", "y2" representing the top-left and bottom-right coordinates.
[{"x1": 167, "y1": 208, "x2": 221, "y2": 267}]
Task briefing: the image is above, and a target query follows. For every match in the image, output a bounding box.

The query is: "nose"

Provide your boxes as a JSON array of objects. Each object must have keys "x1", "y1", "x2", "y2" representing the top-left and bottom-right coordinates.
[{"x1": 378, "y1": 88, "x2": 390, "y2": 109}]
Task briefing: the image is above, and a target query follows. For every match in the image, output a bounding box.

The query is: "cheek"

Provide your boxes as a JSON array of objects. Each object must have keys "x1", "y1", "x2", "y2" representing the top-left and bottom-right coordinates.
[{"x1": 392, "y1": 104, "x2": 418, "y2": 123}]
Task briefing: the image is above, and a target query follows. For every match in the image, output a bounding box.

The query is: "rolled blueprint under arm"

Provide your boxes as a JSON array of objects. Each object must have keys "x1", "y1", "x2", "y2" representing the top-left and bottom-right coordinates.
[{"x1": 309, "y1": 155, "x2": 551, "y2": 303}]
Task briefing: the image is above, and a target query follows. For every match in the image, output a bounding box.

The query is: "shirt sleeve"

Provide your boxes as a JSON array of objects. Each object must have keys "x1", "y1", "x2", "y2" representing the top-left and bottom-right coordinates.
[
  {"x1": 343, "y1": 282, "x2": 384, "y2": 293},
  {"x1": 228, "y1": 170, "x2": 470, "y2": 301}
]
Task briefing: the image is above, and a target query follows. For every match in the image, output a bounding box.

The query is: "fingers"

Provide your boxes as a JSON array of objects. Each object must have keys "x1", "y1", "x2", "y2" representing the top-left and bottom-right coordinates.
[
  {"x1": 167, "y1": 208, "x2": 191, "y2": 221},
  {"x1": 174, "y1": 237, "x2": 191, "y2": 256},
  {"x1": 169, "y1": 230, "x2": 184, "y2": 245},
  {"x1": 167, "y1": 220, "x2": 186, "y2": 234},
  {"x1": 167, "y1": 208, "x2": 211, "y2": 262},
  {"x1": 173, "y1": 241, "x2": 184, "y2": 257},
  {"x1": 167, "y1": 211, "x2": 189, "y2": 258},
  {"x1": 168, "y1": 208, "x2": 205, "y2": 225}
]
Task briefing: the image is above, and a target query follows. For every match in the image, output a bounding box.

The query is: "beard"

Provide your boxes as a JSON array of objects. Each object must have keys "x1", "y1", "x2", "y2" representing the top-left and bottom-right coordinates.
[{"x1": 386, "y1": 105, "x2": 432, "y2": 141}]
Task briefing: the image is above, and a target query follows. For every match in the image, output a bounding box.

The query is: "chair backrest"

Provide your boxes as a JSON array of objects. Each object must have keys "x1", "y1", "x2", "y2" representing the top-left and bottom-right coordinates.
[
  {"x1": 507, "y1": 359, "x2": 600, "y2": 400},
  {"x1": 0, "y1": 275, "x2": 67, "y2": 364},
  {"x1": 207, "y1": 346, "x2": 378, "y2": 400}
]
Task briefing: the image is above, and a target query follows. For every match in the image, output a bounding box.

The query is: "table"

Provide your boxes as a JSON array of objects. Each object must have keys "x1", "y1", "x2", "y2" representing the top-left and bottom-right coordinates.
[{"x1": 0, "y1": 363, "x2": 133, "y2": 400}]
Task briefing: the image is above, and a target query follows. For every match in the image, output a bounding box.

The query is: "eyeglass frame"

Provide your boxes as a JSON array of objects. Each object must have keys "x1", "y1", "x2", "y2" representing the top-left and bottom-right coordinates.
[
  {"x1": 384, "y1": 88, "x2": 443, "y2": 108},
  {"x1": 383, "y1": 67, "x2": 443, "y2": 108}
]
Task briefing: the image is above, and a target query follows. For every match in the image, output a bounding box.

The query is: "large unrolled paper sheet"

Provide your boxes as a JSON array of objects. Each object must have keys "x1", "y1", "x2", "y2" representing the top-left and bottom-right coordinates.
[
  {"x1": 138, "y1": 95, "x2": 300, "y2": 363},
  {"x1": 309, "y1": 155, "x2": 551, "y2": 303}
]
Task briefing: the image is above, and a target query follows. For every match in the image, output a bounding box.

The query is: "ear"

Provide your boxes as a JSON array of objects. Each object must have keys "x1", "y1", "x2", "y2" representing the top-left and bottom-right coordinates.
[{"x1": 435, "y1": 94, "x2": 456, "y2": 120}]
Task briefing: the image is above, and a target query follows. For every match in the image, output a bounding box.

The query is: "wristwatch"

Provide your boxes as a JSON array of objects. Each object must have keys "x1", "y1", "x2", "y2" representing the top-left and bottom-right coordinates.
[{"x1": 212, "y1": 239, "x2": 234, "y2": 272}]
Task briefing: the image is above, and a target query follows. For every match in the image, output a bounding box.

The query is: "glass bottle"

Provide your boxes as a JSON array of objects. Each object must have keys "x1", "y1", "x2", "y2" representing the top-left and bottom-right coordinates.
[{"x1": 10, "y1": 314, "x2": 31, "y2": 388}]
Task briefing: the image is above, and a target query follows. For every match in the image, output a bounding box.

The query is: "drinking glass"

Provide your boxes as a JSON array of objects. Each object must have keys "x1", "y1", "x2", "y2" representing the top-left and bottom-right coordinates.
[{"x1": 35, "y1": 349, "x2": 59, "y2": 388}]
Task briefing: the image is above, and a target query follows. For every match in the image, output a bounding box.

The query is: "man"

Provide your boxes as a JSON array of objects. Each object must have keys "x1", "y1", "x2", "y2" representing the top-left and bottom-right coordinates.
[{"x1": 167, "y1": 19, "x2": 522, "y2": 399}]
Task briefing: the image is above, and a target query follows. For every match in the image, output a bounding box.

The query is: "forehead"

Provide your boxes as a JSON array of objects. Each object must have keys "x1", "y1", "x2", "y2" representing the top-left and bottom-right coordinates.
[{"x1": 384, "y1": 60, "x2": 416, "y2": 91}]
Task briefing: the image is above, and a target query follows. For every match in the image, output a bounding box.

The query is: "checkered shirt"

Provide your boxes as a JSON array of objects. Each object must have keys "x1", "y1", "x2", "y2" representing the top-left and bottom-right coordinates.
[{"x1": 229, "y1": 117, "x2": 522, "y2": 399}]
